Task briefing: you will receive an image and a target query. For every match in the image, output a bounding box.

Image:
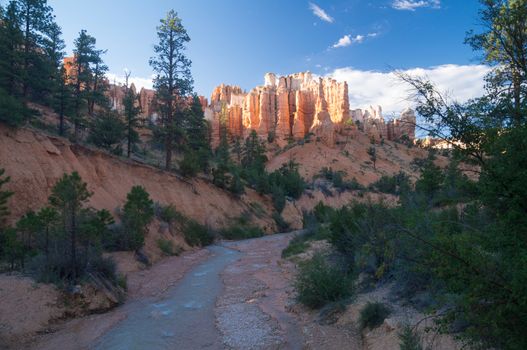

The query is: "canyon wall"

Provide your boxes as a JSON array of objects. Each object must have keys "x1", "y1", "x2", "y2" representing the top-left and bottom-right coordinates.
[{"x1": 207, "y1": 72, "x2": 416, "y2": 147}]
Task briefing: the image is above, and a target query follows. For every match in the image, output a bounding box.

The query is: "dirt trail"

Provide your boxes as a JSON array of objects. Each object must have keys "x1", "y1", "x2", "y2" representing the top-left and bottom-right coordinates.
[{"x1": 217, "y1": 233, "x2": 304, "y2": 349}]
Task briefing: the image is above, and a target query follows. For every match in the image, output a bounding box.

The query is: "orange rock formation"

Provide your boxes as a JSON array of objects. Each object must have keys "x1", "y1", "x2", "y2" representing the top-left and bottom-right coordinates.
[{"x1": 207, "y1": 72, "x2": 416, "y2": 147}]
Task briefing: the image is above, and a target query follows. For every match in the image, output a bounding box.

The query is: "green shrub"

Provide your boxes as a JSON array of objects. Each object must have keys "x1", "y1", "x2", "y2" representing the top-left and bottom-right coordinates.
[
  {"x1": 220, "y1": 223, "x2": 264, "y2": 240},
  {"x1": 157, "y1": 238, "x2": 181, "y2": 256},
  {"x1": 157, "y1": 204, "x2": 181, "y2": 223},
  {"x1": 179, "y1": 151, "x2": 201, "y2": 177},
  {"x1": 271, "y1": 185, "x2": 286, "y2": 213},
  {"x1": 272, "y1": 212, "x2": 289, "y2": 232},
  {"x1": 294, "y1": 254, "x2": 355, "y2": 309},
  {"x1": 281, "y1": 234, "x2": 310, "y2": 258},
  {"x1": 359, "y1": 302, "x2": 391, "y2": 330},
  {"x1": 370, "y1": 172, "x2": 411, "y2": 195},
  {"x1": 117, "y1": 274, "x2": 128, "y2": 291},
  {"x1": 121, "y1": 186, "x2": 154, "y2": 251},
  {"x1": 183, "y1": 220, "x2": 214, "y2": 247},
  {"x1": 398, "y1": 325, "x2": 423, "y2": 350}
]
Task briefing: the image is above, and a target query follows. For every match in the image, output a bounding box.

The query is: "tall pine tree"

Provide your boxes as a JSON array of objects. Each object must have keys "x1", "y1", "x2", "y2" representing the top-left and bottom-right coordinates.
[{"x1": 149, "y1": 10, "x2": 193, "y2": 170}]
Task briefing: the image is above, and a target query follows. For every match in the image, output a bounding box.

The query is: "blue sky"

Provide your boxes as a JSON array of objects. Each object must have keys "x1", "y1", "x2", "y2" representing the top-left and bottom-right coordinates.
[{"x1": 43, "y1": 0, "x2": 487, "y2": 115}]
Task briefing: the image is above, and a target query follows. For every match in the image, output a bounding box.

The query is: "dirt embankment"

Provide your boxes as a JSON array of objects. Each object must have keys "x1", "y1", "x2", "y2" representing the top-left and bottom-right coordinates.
[{"x1": 0, "y1": 125, "x2": 276, "y2": 230}]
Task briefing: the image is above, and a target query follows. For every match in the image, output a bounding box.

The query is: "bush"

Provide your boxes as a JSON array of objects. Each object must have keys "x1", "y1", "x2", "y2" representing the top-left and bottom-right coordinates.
[
  {"x1": 294, "y1": 254, "x2": 355, "y2": 309},
  {"x1": 157, "y1": 204, "x2": 181, "y2": 223},
  {"x1": 281, "y1": 234, "x2": 310, "y2": 258},
  {"x1": 370, "y1": 172, "x2": 411, "y2": 195},
  {"x1": 121, "y1": 186, "x2": 154, "y2": 251},
  {"x1": 272, "y1": 212, "x2": 289, "y2": 232},
  {"x1": 398, "y1": 325, "x2": 423, "y2": 350},
  {"x1": 271, "y1": 185, "x2": 286, "y2": 213},
  {"x1": 183, "y1": 220, "x2": 214, "y2": 247},
  {"x1": 220, "y1": 223, "x2": 264, "y2": 240},
  {"x1": 179, "y1": 151, "x2": 201, "y2": 177},
  {"x1": 157, "y1": 238, "x2": 181, "y2": 256},
  {"x1": 88, "y1": 256, "x2": 118, "y2": 282},
  {"x1": 359, "y1": 302, "x2": 391, "y2": 330}
]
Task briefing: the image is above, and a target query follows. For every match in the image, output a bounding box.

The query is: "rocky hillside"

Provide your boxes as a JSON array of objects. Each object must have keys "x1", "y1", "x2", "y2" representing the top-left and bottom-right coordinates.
[{"x1": 0, "y1": 124, "x2": 275, "y2": 230}]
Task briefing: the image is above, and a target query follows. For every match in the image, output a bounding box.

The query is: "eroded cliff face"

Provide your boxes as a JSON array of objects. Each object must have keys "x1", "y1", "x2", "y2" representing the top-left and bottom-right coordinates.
[
  {"x1": 207, "y1": 72, "x2": 416, "y2": 147},
  {"x1": 0, "y1": 125, "x2": 275, "y2": 230}
]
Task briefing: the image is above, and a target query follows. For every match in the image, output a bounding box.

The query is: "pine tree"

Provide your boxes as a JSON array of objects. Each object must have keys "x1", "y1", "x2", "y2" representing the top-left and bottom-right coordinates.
[
  {"x1": 0, "y1": 1, "x2": 23, "y2": 96},
  {"x1": 48, "y1": 172, "x2": 91, "y2": 281},
  {"x1": 88, "y1": 110, "x2": 125, "y2": 154},
  {"x1": 213, "y1": 130, "x2": 231, "y2": 188},
  {"x1": 0, "y1": 2, "x2": 31, "y2": 126},
  {"x1": 181, "y1": 95, "x2": 211, "y2": 172},
  {"x1": 149, "y1": 10, "x2": 193, "y2": 170},
  {"x1": 87, "y1": 50, "x2": 109, "y2": 116},
  {"x1": 17, "y1": 0, "x2": 53, "y2": 100},
  {"x1": 71, "y1": 30, "x2": 97, "y2": 141},
  {"x1": 367, "y1": 146, "x2": 377, "y2": 169},
  {"x1": 122, "y1": 186, "x2": 153, "y2": 251},
  {"x1": 123, "y1": 71, "x2": 140, "y2": 158},
  {"x1": 0, "y1": 168, "x2": 14, "y2": 230},
  {"x1": 36, "y1": 206, "x2": 59, "y2": 264},
  {"x1": 42, "y1": 22, "x2": 69, "y2": 133}
]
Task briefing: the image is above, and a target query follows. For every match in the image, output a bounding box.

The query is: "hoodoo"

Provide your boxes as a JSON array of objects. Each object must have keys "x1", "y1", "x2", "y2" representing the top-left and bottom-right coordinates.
[{"x1": 205, "y1": 72, "x2": 416, "y2": 147}]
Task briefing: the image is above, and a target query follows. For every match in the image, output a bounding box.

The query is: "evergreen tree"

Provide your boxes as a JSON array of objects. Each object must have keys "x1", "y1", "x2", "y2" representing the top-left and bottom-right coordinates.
[
  {"x1": 88, "y1": 110, "x2": 125, "y2": 154},
  {"x1": 42, "y1": 22, "x2": 70, "y2": 134},
  {"x1": 0, "y1": 1, "x2": 23, "y2": 96},
  {"x1": 0, "y1": 168, "x2": 13, "y2": 230},
  {"x1": 181, "y1": 95, "x2": 211, "y2": 173},
  {"x1": 466, "y1": 0, "x2": 527, "y2": 125},
  {"x1": 212, "y1": 128, "x2": 232, "y2": 189},
  {"x1": 367, "y1": 146, "x2": 377, "y2": 169},
  {"x1": 122, "y1": 186, "x2": 154, "y2": 251},
  {"x1": 48, "y1": 172, "x2": 91, "y2": 281},
  {"x1": 36, "y1": 206, "x2": 59, "y2": 264},
  {"x1": 0, "y1": 2, "x2": 31, "y2": 126},
  {"x1": 71, "y1": 30, "x2": 97, "y2": 141},
  {"x1": 149, "y1": 10, "x2": 193, "y2": 170},
  {"x1": 17, "y1": 0, "x2": 53, "y2": 100},
  {"x1": 242, "y1": 130, "x2": 268, "y2": 171},
  {"x1": 123, "y1": 72, "x2": 140, "y2": 158},
  {"x1": 87, "y1": 50, "x2": 109, "y2": 116}
]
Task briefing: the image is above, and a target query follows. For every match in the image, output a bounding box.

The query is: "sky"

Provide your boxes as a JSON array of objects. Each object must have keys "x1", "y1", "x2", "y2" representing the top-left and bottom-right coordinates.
[{"x1": 42, "y1": 0, "x2": 488, "y2": 116}]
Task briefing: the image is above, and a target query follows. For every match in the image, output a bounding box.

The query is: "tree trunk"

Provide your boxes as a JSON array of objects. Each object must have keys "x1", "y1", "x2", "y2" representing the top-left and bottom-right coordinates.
[
  {"x1": 22, "y1": 7, "x2": 30, "y2": 99},
  {"x1": 512, "y1": 67, "x2": 522, "y2": 125},
  {"x1": 70, "y1": 205, "x2": 77, "y2": 281},
  {"x1": 127, "y1": 123, "x2": 132, "y2": 158},
  {"x1": 165, "y1": 134, "x2": 172, "y2": 170}
]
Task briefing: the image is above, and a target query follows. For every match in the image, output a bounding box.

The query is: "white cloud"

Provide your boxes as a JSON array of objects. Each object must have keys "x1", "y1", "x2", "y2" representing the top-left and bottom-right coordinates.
[
  {"x1": 106, "y1": 72, "x2": 154, "y2": 90},
  {"x1": 333, "y1": 35, "x2": 352, "y2": 48},
  {"x1": 309, "y1": 2, "x2": 334, "y2": 23},
  {"x1": 328, "y1": 64, "x2": 491, "y2": 116},
  {"x1": 332, "y1": 33, "x2": 378, "y2": 48},
  {"x1": 392, "y1": 0, "x2": 440, "y2": 11}
]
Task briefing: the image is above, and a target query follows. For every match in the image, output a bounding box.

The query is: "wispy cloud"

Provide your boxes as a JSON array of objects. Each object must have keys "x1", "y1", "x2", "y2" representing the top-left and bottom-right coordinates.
[
  {"x1": 328, "y1": 64, "x2": 490, "y2": 115},
  {"x1": 392, "y1": 0, "x2": 441, "y2": 11},
  {"x1": 332, "y1": 33, "x2": 378, "y2": 48},
  {"x1": 309, "y1": 2, "x2": 334, "y2": 23}
]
